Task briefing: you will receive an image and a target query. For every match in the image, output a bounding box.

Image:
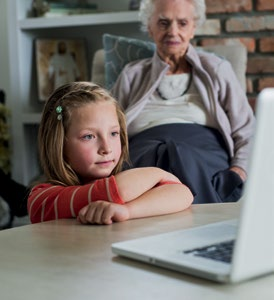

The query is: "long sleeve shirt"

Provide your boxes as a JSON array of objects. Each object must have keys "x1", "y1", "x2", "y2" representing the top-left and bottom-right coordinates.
[
  {"x1": 28, "y1": 176, "x2": 124, "y2": 224},
  {"x1": 28, "y1": 175, "x2": 179, "y2": 224}
]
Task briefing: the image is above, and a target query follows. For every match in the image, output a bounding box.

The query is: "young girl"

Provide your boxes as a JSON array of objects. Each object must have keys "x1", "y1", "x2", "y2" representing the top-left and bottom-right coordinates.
[{"x1": 28, "y1": 82, "x2": 193, "y2": 224}]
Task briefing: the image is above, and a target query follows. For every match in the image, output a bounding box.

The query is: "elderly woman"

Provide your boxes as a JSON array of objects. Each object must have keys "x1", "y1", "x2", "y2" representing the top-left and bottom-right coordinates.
[{"x1": 111, "y1": 0, "x2": 255, "y2": 204}]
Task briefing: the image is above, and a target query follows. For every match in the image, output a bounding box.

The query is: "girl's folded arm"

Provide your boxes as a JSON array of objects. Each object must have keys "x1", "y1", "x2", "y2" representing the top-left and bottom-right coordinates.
[
  {"x1": 114, "y1": 167, "x2": 182, "y2": 202},
  {"x1": 28, "y1": 177, "x2": 125, "y2": 223},
  {"x1": 124, "y1": 182, "x2": 193, "y2": 219}
]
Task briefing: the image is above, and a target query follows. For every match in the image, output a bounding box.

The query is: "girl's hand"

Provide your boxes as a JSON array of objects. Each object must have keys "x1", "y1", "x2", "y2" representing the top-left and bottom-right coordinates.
[{"x1": 77, "y1": 201, "x2": 129, "y2": 225}]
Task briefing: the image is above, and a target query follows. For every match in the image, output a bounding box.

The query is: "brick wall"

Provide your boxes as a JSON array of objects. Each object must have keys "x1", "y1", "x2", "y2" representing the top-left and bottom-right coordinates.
[{"x1": 193, "y1": 0, "x2": 274, "y2": 109}]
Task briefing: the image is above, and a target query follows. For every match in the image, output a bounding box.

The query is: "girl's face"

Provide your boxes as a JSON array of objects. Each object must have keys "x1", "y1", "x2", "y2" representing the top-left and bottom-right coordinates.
[
  {"x1": 148, "y1": 0, "x2": 196, "y2": 60},
  {"x1": 64, "y1": 101, "x2": 122, "y2": 183}
]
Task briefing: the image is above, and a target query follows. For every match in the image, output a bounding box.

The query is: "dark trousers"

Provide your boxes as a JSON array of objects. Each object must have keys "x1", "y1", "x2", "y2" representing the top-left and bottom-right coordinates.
[{"x1": 127, "y1": 124, "x2": 243, "y2": 204}]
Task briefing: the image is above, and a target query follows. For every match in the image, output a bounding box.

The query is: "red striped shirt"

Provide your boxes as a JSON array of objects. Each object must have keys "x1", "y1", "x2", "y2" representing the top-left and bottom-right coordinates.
[{"x1": 28, "y1": 176, "x2": 124, "y2": 223}]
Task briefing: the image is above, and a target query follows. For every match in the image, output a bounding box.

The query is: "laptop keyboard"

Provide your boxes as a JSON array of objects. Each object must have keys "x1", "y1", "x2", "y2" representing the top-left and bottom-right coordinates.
[{"x1": 183, "y1": 240, "x2": 235, "y2": 263}]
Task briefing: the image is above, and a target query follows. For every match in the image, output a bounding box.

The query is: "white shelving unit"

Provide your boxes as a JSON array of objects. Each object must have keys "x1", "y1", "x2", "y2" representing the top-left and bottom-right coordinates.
[{"x1": 7, "y1": 0, "x2": 145, "y2": 185}]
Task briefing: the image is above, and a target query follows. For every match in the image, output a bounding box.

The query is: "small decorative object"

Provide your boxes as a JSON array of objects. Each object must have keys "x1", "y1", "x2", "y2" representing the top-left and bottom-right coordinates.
[
  {"x1": 44, "y1": 1, "x2": 98, "y2": 17},
  {"x1": 0, "y1": 90, "x2": 11, "y2": 174},
  {"x1": 56, "y1": 105, "x2": 63, "y2": 120},
  {"x1": 32, "y1": 0, "x2": 50, "y2": 17},
  {"x1": 35, "y1": 38, "x2": 89, "y2": 101},
  {"x1": 129, "y1": 0, "x2": 141, "y2": 10}
]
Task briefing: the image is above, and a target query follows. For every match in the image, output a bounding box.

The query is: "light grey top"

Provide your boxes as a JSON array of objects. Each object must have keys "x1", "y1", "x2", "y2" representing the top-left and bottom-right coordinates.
[{"x1": 112, "y1": 44, "x2": 255, "y2": 172}]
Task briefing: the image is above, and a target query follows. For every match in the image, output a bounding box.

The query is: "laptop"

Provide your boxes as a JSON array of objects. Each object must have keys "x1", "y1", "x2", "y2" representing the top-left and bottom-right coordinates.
[{"x1": 112, "y1": 88, "x2": 274, "y2": 283}]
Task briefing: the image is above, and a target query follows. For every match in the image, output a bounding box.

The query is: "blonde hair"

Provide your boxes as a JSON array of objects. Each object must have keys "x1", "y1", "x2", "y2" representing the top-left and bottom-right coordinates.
[
  {"x1": 139, "y1": 0, "x2": 206, "y2": 32},
  {"x1": 38, "y1": 81, "x2": 129, "y2": 186}
]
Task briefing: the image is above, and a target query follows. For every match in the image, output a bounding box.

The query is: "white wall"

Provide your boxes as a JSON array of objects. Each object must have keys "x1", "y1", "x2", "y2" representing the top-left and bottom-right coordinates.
[
  {"x1": 0, "y1": 0, "x2": 136, "y2": 107},
  {"x1": 0, "y1": 0, "x2": 140, "y2": 182},
  {"x1": 0, "y1": 0, "x2": 10, "y2": 107}
]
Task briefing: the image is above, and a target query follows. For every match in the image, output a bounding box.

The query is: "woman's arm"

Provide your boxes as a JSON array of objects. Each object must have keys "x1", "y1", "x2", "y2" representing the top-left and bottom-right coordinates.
[{"x1": 217, "y1": 60, "x2": 255, "y2": 174}]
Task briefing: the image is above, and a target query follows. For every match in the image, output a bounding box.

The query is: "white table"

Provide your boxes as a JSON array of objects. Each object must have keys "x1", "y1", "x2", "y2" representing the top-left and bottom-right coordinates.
[{"x1": 0, "y1": 203, "x2": 273, "y2": 300}]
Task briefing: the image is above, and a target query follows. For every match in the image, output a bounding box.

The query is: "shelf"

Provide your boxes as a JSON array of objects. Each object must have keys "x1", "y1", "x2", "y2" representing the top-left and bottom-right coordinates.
[
  {"x1": 19, "y1": 11, "x2": 139, "y2": 30},
  {"x1": 23, "y1": 113, "x2": 41, "y2": 124},
  {"x1": 8, "y1": 0, "x2": 141, "y2": 185}
]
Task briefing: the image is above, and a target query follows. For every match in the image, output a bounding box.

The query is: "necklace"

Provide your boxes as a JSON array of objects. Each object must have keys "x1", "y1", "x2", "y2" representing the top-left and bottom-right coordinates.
[{"x1": 156, "y1": 72, "x2": 192, "y2": 100}]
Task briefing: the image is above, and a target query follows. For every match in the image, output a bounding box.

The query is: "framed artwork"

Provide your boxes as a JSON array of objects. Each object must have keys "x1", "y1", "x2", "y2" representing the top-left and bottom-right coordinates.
[{"x1": 35, "y1": 38, "x2": 89, "y2": 101}]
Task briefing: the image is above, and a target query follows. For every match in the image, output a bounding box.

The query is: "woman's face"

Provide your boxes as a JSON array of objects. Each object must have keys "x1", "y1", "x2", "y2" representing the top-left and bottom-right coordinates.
[{"x1": 148, "y1": 0, "x2": 196, "y2": 60}]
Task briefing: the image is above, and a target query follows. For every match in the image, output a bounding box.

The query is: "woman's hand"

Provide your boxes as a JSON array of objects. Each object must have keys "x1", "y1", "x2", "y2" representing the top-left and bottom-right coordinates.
[
  {"x1": 77, "y1": 201, "x2": 129, "y2": 225},
  {"x1": 230, "y1": 166, "x2": 247, "y2": 181}
]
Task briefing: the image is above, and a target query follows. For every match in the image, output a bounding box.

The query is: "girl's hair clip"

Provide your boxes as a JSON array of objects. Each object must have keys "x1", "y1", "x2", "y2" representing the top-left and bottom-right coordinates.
[{"x1": 56, "y1": 105, "x2": 63, "y2": 120}]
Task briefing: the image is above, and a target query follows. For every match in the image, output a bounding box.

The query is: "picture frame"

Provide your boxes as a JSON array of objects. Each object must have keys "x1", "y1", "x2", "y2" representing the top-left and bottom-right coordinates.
[{"x1": 35, "y1": 38, "x2": 89, "y2": 101}]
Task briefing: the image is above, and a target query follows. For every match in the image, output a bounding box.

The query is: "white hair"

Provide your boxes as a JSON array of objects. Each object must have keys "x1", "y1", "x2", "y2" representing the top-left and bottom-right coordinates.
[{"x1": 139, "y1": 0, "x2": 206, "y2": 32}]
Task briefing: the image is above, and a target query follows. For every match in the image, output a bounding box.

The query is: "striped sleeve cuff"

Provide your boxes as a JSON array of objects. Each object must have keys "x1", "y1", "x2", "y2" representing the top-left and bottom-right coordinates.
[{"x1": 91, "y1": 176, "x2": 125, "y2": 204}]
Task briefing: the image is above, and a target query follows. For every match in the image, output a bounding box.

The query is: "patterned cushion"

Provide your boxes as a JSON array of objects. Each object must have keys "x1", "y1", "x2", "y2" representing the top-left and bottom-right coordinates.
[{"x1": 103, "y1": 33, "x2": 156, "y2": 89}]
